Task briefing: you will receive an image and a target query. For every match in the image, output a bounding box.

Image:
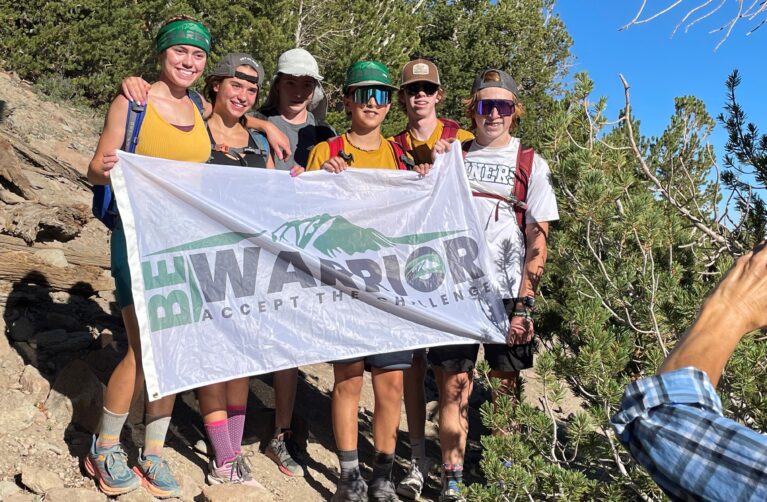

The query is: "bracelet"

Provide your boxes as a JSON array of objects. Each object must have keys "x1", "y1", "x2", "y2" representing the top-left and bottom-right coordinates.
[{"x1": 511, "y1": 310, "x2": 531, "y2": 318}]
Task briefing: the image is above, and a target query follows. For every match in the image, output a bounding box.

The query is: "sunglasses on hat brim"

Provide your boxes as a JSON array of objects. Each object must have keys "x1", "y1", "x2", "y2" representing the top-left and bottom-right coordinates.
[
  {"x1": 475, "y1": 99, "x2": 515, "y2": 117},
  {"x1": 351, "y1": 86, "x2": 392, "y2": 105},
  {"x1": 403, "y1": 82, "x2": 439, "y2": 96}
]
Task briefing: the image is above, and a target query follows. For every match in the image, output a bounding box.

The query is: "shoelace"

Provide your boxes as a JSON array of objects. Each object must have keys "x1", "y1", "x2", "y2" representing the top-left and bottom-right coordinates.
[{"x1": 103, "y1": 448, "x2": 131, "y2": 478}]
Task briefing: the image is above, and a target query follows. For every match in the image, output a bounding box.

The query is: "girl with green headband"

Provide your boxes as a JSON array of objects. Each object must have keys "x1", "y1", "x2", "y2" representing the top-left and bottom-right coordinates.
[{"x1": 85, "y1": 15, "x2": 213, "y2": 498}]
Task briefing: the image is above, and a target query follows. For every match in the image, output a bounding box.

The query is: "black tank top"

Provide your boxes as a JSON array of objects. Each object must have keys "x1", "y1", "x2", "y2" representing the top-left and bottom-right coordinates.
[{"x1": 207, "y1": 125, "x2": 268, "y2": 168}]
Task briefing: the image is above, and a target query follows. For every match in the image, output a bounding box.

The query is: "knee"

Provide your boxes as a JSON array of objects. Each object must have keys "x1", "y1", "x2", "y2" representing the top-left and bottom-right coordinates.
[{"x1": 333, "y1": 375, "x2": 363, "y2": 397}]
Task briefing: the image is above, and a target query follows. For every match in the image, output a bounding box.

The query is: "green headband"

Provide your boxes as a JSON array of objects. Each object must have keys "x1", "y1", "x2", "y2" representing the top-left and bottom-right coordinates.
[{"x1": 156, "y1": 20, "x2": 211, "y2": 54}]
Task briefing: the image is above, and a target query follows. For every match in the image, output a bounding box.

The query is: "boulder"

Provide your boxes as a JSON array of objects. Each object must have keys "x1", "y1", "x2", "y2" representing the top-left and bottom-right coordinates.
[
  {"x1": 0, "y1": 480, "x2": 21, "y2": 499},
  {"x1": 45, "y1": 359, "x2": 104, "y2": 432},
  {"x1": 7, "y1": 316, "x2": 34, "y2": 342},
  {"x1": 3, "y1": 493, "x2": 37, "y2": 502},
  {"x1": 117, "y1": 488, "x2": 160, "y2": 502},
  {"x1": 45, "y1": 487, "x2": 107, "y2": 502},
  {"x1": 35, "y1": 329, "x2": 94, "y2": 354},
  {"x1": 20, "y1": 465, "x2": 64, "y2": 494},
  {"x1": 20, "y1": 364, "x2": 50, "y2": 404},
  {"x1": 200, "y1": 484, "x2": 273, "y2": 502},
  {"x1": 34, "y1": 248, "x2": 69, "y2": 268},
  {"x1": 0, "y1": 390, "x2": 41, "y2": 434}
]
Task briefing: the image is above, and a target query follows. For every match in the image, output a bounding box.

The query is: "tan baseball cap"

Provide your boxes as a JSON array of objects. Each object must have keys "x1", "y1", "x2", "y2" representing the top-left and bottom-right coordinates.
[{"x1": 400, "y1": 59, "x2": 440, "y2": 87}]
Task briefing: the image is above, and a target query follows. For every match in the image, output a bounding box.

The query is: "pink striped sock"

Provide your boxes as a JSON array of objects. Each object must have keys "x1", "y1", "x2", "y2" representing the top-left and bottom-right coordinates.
[
  {"x1": 227, "y1": 406, "x2": 246, "y2": 455},
  {"x1": 205, "y1": 419, "x2": 236, "y2": 467}
]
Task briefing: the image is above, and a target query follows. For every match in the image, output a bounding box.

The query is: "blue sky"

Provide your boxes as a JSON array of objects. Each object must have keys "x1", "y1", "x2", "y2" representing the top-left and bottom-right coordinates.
[{"x1": 554, "y1": 1, "x2": 766, "y2": 161}]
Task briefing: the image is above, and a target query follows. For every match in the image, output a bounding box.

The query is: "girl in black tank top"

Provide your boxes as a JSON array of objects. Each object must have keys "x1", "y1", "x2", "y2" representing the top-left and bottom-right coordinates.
[
  {"x1": 206, "y1": 125, "x2": 269, "y2": 168},
  {"x1": 203, "y1": 53, "x2": 274, "y2": 170}
]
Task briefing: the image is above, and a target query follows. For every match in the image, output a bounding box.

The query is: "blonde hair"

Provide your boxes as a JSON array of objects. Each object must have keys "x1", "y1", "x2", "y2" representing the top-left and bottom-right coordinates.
[{"x1": 463, "y1": 70, "x2": 524, "y2": 132}]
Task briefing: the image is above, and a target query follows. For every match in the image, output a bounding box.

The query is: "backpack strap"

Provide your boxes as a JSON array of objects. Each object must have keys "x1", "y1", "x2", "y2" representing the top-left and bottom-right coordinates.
[
  {"x1": 392, "y1": 130, "x2": 411, "y2": 155},
  {"x1": 388, "y1": 140, "x2": 414, "y2": 170},
  {"x1": 513, "y1": 145, "x2": 535, "y2": 233},
  {"x1": 123, "y1": 101, "x2": 146, "y2": 153},
  {"x1": 246, "y1": 128, "x2": 269, "y2": 158},
  {"x1": 327, "y1": 135, "x2": 346, "y2": 160},
  {"x1": 438, "y1": 118, "x2": 460, "y2": 141},
  {"x1": 461, "y1": 139, "x2": 473, "y2": 160},
  {"x1": 187, "y1": 90, "x2": 205, "y2": 117}
]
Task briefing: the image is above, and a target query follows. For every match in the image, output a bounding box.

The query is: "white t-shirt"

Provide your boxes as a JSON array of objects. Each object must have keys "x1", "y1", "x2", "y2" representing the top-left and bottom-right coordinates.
[{"x1": 464, "y1": 137, "x2": 559, "y2": 298}]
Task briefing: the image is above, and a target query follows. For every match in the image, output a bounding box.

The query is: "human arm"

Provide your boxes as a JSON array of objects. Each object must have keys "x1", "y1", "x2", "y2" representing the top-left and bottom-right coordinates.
[
  {"x1": 244, "y1": 116, "x2": 290, "y2": 161},
  {"x1": 87, "y1": 95, "x2": 130, "y2": 185},
  {"x1": 507, "y1": 221, "x2": 548, "y2": 346},
  {"x1": 659, "y1": 241, "x2": 767, "y2": 386}
]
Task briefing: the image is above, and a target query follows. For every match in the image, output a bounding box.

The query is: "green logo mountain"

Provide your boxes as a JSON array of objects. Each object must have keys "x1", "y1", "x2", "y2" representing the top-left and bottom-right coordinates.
[{"x1": 271, "y1": 213, "x2": 465, "y2": 257}]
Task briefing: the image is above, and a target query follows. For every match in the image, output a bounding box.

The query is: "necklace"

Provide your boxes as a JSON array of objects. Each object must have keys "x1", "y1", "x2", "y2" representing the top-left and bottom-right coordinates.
[{"x1": 344, "y1": 133, "x2": 380, "y2": 152}]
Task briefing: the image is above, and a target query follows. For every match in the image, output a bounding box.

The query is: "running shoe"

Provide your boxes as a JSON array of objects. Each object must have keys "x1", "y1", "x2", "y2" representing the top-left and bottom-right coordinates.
[
  {"x1": 83, "y1": 435, "x2": 141, "y2": 496},
  {"x1": 135, "y1": 450, "x2": 181, "y2": 498},
  {"x1": 265, "y1": 431, "x2": 305, "y2": 476},
  {"x1": 368, "y1": 477, "x2": 401, "y2": 501},
  {"x1": 438, "y1": 480, "x2": 466, "y2": 502},
  {"x1": 207, "y1": 455, "x2": 264, "y2": 489},
  {"x1": 396, "y1": 459, "x2": 433, "y2": 499},
  {"x1": 331, "y1": 468, "x2": 368, "y2": 502}
]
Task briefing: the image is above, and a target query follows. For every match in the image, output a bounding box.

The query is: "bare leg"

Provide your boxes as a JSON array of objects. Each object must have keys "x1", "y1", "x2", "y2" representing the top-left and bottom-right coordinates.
[
  {"x1": 403, "y1": 355, "x2": 427, "y2": 455},
  {"x1": 437, "y1": 369, "x2": 472, "y2": 464},
  {"x1": 332, "y1": 361, "x2": 365, "y2": 451},
  {"x1": 273, "y1": 368, "x2": 298, "y2": 430},
  {"x1": 370, "y1": 367, "x2": 404, "y2": 454}
]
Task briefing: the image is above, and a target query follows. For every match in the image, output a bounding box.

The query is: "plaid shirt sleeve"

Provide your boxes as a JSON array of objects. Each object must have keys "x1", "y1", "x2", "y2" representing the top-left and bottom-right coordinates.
[{"x1": 610, "y1": 367, "x2": 767, "y2": 502}]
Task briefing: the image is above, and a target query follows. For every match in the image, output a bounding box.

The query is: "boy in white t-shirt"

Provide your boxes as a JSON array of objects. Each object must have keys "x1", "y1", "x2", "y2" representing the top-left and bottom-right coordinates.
[{"x1": 425, "y1": 68, "x2": 559, "y2": 502}]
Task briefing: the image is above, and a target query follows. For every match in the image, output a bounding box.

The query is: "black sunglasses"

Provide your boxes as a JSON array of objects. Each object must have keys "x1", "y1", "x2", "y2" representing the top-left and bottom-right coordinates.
[{"x1": 404, "y1": 82, "x2": 440, "y2": 96}]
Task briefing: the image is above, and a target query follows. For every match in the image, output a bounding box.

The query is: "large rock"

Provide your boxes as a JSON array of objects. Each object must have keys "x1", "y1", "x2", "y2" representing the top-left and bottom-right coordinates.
[
  {"x1": 45, "y1": 359, "x2": 104, "y2": 432},
  {"x1": 20, "y1": 465, "x2": 64, "y2": 494},
  {"x1": 200, "y1": 483, "x2": 273, "y2": 502},
  {"x1": 116, "y1": 488, "x2": 160, "y2": 502},
  {"x1": 3, "y1": 493, "x2": 37, "y2": 502},
  {"x1": 0, "y1": 480, "x2": 21, "y2": 499},
  {"x1": 20, "y1": 364, "x2": 50, "y2": 404},
  {"x1": 0, "y1": 390, "x2": 41, "y2": 435},
  {"x1": 45, "y1": 487, "x2": 107, "y2": 502},
  {"x1": 35, "y1": 329, "x2": 94, "y2": 354},
  {"x1": 7, "y1": 316, "x2": 33, "y2": 342}
]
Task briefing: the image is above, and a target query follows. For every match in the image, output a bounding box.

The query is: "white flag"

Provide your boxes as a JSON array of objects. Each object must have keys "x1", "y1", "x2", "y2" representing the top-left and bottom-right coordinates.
[{"x1": 111, "y1": 147, "x2": 507, "y2": 399}]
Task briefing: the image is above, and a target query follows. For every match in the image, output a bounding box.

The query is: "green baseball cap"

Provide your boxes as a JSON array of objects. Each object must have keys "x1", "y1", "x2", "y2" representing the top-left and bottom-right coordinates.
[{"x1": 344, "y1": 60, "x2": 398, "y2": 93}]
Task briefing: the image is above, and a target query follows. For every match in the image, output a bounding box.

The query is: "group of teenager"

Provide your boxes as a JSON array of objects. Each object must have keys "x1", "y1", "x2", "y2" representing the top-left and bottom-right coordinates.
[{"x1": 86, "y1": 15, "x2": 559, "y2": 502}]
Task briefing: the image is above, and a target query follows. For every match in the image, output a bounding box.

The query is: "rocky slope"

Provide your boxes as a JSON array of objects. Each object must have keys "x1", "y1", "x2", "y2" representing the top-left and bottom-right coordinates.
[{"x1": 0, "y1": 70, "x2": 581, "y2": 502}]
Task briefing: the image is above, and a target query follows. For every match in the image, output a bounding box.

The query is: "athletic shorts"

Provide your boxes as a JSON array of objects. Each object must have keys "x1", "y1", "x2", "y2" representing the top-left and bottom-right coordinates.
[
  {"x1": 427, "y1": 299, "x2": 534, "y2": 373},
  {"x1": 111, "y1": 222, "x2": 133, "y2": 309},
  {"x1": 334, "y1": 349, "x2": 414, "y2": 371}
]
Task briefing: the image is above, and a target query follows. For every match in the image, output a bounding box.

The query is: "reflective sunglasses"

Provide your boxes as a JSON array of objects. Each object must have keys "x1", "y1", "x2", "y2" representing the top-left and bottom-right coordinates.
[
  {"x1": 404, "y1": 82, "x2": 440, "y2": 96},
  {"x1": 351, "y1": 86, "x2": 392, "y2": 105},
  {"x1": 475, "y1": 99, "x2": 515, "y2": 117}
]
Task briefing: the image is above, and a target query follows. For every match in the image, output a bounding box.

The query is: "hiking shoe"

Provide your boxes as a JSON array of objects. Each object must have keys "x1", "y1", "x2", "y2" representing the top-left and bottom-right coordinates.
[
  {"x1": 207, "y1": 455, "x2": 264, "y2": 489},
  {"x1": 368, "y1": 477, "x2": 401, "y2": 501},
  {"x1": 135, "y1": 450, "x2": 181, "y2": 498},
  {"x1": 265, "y1": 432, "x2": 305, "y2": 476},
  {"x1": 396, "y1": 459, "x2": 433, "y2": 499},
  {"x1": 331, "y1": 468, "x2": 368, "y2": 502},
  {"x1": 83, "y1": 435, "x2": 141, "y2": 496},
  {"x1": 438, "y1": 481, "x2": 466, "y2": 502}
]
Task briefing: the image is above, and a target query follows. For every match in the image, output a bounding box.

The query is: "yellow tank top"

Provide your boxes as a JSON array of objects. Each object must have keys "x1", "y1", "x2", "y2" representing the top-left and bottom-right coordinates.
[{"x1": 135, "y1": 101, "x2": 210, "y2": 162}]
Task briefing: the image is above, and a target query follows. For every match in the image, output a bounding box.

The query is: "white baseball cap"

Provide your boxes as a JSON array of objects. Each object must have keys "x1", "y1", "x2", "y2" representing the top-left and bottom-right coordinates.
[{"x1": 276, "y1": 48, "x2": 323, "y2": 81}]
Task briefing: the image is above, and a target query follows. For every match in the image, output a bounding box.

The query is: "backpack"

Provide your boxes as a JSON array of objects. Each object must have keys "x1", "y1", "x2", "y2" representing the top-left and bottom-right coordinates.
[
  {"x1": 91, "y1": 91, "x2": 205, "y2": 229},
  {"x1": 326, "y1": 135, "x2": 413, "y2": 171},
  {"x1": 463, "y1": 139, "x2": 535, "y2": 235},
  {"x1": 392, "y1": 118, "x2": 461, "y2": 157},
  {"x1": 208, "y1": 128, "x2": 269, "y2": 167}
]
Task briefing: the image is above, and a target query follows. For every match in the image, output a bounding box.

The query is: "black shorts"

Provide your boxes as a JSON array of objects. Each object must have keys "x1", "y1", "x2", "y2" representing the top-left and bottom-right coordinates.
[
  {"x1": 334, "y1": 349, "x2": 414, "y2": 371},
  {"x1": 427, "y1": 299, "x2": 534, "y2": 373}
]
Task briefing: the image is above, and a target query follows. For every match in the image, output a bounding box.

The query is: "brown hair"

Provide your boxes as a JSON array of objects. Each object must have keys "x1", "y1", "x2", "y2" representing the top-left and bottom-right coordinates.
[
  {"x1": 203, "y1": 74, "x2": 253, "y2": 127},
  {"x1": 463, "y1": 70, "x2": 524, "y2": 132},
  {"x1": 396, "y1": 87, "x2": 446, "y2": 112}
]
